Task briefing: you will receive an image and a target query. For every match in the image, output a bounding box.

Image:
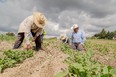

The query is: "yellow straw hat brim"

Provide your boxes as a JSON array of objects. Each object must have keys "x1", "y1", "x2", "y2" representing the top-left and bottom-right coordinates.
[{"x1": 33, "y1": 12, "x2": 46, "y2": 28}]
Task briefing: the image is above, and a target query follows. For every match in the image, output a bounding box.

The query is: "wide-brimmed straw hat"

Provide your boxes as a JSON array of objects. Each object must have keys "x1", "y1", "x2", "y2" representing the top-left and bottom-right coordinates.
[
  {"x1": 33, "y1": 12, "x2": 46, "y2": 28},
  {"x1": 71, "y1": 24, "x2": 79, "y2": 30},
  {"x1": 60, "y1": 33, "x2": 67, "y2": 40}
]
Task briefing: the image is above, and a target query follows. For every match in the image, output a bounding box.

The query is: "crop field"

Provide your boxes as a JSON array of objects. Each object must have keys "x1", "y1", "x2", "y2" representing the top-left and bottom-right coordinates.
[{"x1": 0, "y1": 35, "x2": 116, "y2": 77}]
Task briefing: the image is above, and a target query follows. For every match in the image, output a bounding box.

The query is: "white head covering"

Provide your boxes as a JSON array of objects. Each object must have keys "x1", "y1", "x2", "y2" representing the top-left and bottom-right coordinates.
[
  {"x1": 71, "y1": 24, "x2": 79, "y2": 30},
  {"x1": 59, "y1": 33, "x2": 67, "y2": 40}
]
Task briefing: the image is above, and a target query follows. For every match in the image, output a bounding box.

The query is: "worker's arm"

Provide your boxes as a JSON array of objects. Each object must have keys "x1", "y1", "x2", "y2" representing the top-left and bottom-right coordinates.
[
  {"x1": 22, "y1": 16, "x2": 33, "y2": 49},
  {"x1": 64, "y1": 37, "x2": 68, "y2": 43},
  {"x1": 81, "y1": 32, "x2": 86, "y2": 45},
  {"x1": 71, "y1": 33, "x2": 74, "y2": 44},
  {"x1": 33, "y1": 28, "x2": 43, "y2": 40},
  {"x1": 25, "y1": 32, "x2": 31, "y2": 50},
  {"x1": 25, "y1": 32, "x2": 30, "y2": 45}
]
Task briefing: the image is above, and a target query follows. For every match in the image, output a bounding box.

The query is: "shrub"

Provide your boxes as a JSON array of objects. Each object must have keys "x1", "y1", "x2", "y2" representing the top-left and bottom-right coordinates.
[{"x1": 5, "y1": 32, "x2": 15, "y2": 36}]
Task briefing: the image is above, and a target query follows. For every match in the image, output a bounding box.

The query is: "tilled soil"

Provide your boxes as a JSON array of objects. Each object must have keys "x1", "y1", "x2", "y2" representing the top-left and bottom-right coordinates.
[
  {"x1": 0, "y1": 41, "x2": 68, "y2": 77},
  {"x1": 0, "y1": 40, "x2": 116, "y2": 77},
  {"x1": 93, "y1": 52, "x2": 116, "y2": 67}
]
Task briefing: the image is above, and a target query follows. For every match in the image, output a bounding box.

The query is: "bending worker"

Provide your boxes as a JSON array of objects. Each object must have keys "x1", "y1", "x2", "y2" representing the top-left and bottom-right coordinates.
[
  {"x1": 60, "y1": 33, "x2": 70, "y2": 44},
  {"x1": 13, "y1": 12, "x2": 46, "y2": 51}
]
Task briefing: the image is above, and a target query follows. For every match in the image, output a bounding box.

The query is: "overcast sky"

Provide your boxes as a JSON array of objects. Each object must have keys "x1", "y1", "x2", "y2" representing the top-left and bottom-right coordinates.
[{"x1": 0, "y1": 0, "x2": 116, "y2": 36}]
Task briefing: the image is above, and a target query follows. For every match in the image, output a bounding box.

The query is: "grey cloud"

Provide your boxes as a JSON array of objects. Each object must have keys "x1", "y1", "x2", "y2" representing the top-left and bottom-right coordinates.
[
  {"x1": 37, "y1": 0, "x2": 116, "y2": 18},
  {"x1": 0, "y1": 0, "x2": 116, "y2": 37}
]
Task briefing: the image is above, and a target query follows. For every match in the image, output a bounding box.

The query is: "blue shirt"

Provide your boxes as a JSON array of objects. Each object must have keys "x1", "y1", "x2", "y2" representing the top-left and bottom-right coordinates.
[{"x1": 71, "y1": 31, "x2": 86, "y2": 44}]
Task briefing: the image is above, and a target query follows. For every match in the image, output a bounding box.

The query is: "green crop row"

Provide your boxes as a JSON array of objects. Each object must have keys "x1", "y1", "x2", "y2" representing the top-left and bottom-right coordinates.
[
  {"x1": 0, "y1": 50, "x2": 33, "y2": 72},
  {"x1": 0, "y1": 34, "x2": 15, "y2": 41},
  {"x1": 85, "y1": 39, "x2": 116, "y2": 53},
  {"x1": 56, "y1": 44, "x2": 116, "y2": 77}
]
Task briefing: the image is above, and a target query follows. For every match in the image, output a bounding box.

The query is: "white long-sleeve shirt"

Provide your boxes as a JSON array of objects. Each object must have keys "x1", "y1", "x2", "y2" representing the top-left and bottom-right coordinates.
[
  {"x1": 18, "y1": 15, "x2": 43, "y2": 44},
  {"x1": 72, "y1": 31, "x2": 86, "y2": 44}
]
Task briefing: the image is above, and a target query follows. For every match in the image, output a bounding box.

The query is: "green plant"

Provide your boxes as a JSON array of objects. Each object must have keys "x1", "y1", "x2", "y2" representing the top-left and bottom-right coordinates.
[
  {"x1": 0, "y1": 50, "x2": 33, "y2": 72},
  {"x1": 0, "y1": 34, "x2": 15, "y2": 41},
  {"x1": 56, "y1": 44, "x2": 116, "y2": 77}
]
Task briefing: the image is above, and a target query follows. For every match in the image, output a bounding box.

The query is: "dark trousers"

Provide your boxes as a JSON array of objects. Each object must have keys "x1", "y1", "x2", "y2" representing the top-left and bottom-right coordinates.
[
  {"x1": 73, "y1": 42, "x2": 86, "y2": 51},
  {"x1": 74, "y1": 42, "x2": 80, "y2": 49},
  {"x1": 13, "y1": 30, "x2": 43, "y2": 51},
  {"x1": 62, "y1": 39, "x2": 70, "y2": 44}
]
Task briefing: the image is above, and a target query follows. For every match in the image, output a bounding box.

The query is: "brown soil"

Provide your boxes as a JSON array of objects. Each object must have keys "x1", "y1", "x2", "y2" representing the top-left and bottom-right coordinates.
[
  {"x1": 0, "y1": 40, "x2": 115, "y2": 77},
  {"x1": 0, "y1": 41, "x2": 68, "y2": 77},
  {"x1": 93, "y1": 52, "x2": 116, "y2": 67}
]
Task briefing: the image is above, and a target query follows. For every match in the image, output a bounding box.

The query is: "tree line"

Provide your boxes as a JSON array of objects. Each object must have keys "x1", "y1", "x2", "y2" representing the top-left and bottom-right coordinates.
[{"x1": 92, "y1": 29, "x2": 116, "y2": 40}]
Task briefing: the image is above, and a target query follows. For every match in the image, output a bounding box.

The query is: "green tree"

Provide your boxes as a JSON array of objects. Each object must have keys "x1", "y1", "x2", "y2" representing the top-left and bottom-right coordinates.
[
  {"x1": 99, "y1": 28, "x2": 107, "y2": 39},
  {"x1": 113, "y1": 31, "x2": 116, "y2": 38},
  {"x1": 105, "y1": 31, "x2": 112, "y2": 39},
  {"x1": 92, "y1": 29, "x2": 116, "y2": 40},
  {"x1": 110, "y1": 32, "x2": 115, "y2": 39}
]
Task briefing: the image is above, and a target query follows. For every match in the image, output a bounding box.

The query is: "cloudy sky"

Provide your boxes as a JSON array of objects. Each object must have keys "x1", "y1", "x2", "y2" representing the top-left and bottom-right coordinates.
[{"x1": 0, "y1": 0, "x2": 116, "y2": 37}]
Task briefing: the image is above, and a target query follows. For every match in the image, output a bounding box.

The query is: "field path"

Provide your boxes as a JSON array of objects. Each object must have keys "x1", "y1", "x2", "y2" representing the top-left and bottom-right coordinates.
[{"x1": 0, "y1": 40, "x2": 68, "y2": 77}]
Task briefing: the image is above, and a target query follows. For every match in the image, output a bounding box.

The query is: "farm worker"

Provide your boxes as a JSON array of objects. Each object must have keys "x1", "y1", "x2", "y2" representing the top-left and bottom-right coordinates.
[
  {"x1": 13, "y1": 12, "x2": 46, "y2": 51},
  {"x1": 60, "y1": 33, "x2": 70, "y2": 44},
  {"x1": 71, "y1": 24, "x2": 86, "y2": 51}
]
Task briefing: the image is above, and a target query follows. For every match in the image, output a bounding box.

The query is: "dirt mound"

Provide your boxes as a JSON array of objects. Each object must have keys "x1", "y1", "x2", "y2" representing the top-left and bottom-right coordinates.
[
  {"x1": 0, "y1": 51, "x2": 67, "y2": 77},
  {"x1": 93, "y1": 52, "x2": 116, "y2": 67},
  {"x1": 0, "y1": 40, "x2": 68, "y2": 77},
  {"x1": 0, "y1": 41, "x2": 13, "y2": 51}
]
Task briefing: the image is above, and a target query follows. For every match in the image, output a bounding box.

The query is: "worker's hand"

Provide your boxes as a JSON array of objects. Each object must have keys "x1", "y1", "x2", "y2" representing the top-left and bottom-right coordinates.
[{"x1": 26, "y1": 44, "x2": 31, "y2": 50}]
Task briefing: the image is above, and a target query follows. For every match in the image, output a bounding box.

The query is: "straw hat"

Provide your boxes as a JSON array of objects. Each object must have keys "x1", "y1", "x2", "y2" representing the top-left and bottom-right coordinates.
[
  {"x1": 33, "y1": 12, "x2": 46, "y2": 28},
  {"x1": 60, "y1": 33, "x2": 67, "y2": 40},
  {"x1": 71, "y1": 24, "x2": 79, "y2": 30}
]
